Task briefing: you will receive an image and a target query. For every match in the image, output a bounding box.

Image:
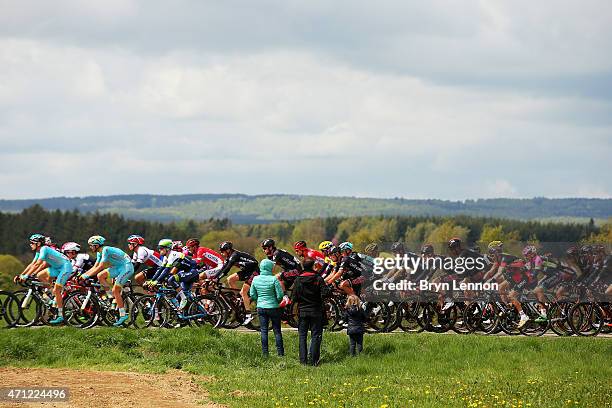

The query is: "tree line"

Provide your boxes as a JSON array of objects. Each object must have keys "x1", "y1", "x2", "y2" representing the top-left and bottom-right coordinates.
[
  {"x1": 1, "y1": 205, "x2": 610, "y2": 289},
  {"x1": 1, "y1": 205, "x2": 608, "y2": 259}
]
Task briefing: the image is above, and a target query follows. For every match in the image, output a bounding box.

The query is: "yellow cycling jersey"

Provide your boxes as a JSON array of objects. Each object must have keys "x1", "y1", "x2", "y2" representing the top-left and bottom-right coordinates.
[{"x1": 325, "y1": 256, "x2": 337, "y2": 267}]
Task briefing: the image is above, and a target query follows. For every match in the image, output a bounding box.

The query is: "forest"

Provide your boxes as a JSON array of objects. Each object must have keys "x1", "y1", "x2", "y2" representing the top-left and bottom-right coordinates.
[{"x1": 0, "y1": 195, "x2": 610, "y2": 223}]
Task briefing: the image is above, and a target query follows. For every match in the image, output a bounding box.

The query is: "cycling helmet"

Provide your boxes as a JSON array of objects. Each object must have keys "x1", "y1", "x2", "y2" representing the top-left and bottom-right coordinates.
[
  {"x1": 293, "y1": 240, "x2": 307, "y2": 251},
  {"x1": 580, "y1": 244, "x2": 592, "y2": 254},
  {"x1": 45, "y1": 236, "x2": 55, "y2": 246},
  {"x1": 339, "y1": 242, "x2": 353, "y2": 252},
  {"x1": 421, "y1": 244, "x2": 434, "y2": 255},
  {"x1": 487, "y1": 240, "x2": 503, "y2": 253},
  {"x1": 185, "y1": 238, "x2": 200, "y2": 247},
  {"x1": 261, "y1": 238, "x2": 275, "y2": 249},
  {"x1": 87, "y1": 235, "x2": 106, "y2": 246},
  {"x1": 328, "y1": 246, "x2": 341, "y2": 256},
  {"x1": 29, "y1": 233, "x2": 46, "y2": 244},
  {"x1": 448, "y1": 237, "x2": 462, "y2": 250},
  {"x1": 172, "y1": 240, "x2": 184, "y2": 251},
  {"x1": 157, "y1": 239, "x2": 173, "y2": 249},
  {"x1": 364, "y1": 243, "x2": 379, "y2": 256},
  {"x1": 127, "y1": 235, "x2": 145, "y2": 245},
  {"x1": 62, "y1": 242, "x2": 81, "y2": 253},
  {"x1": 390, "y1": 242, "x2": 405, "y2": 253},
  {"x1": 318, "y1": 241, "x2": 333, "y2": 252},
  {"x1": 219, "y1": 241, "x2": 233, "y2": 251},
  {"x1": 522, "y1": 245, "x2": 537, "y2": 257}
]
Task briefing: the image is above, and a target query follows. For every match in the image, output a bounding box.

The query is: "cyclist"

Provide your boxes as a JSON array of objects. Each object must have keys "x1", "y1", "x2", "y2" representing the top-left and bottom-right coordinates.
[
  {"x1": 44, "y1": 236, "x2": 60, "y2": 251},
  {"x1": 148, "y1": 239, "x2": 200, "y2": 310},
  {"x1": 450, "y1": 239, "x2": 488, "y2": 302},
  {"x1": 318, "y1": 240, "x2": 337, "y2": 278},
  {"x1": 526, "y1": 245, "x2": 574, "y2": 322},
  {"x1": 483, "y1": 241, "x2": 530, "y2": 328},
  {"x1": 434, "y1": 239, "x2": 469, "y2": 310},
  {"x1": 591, "y1": 245, "x2": 611, "y2": 294},
  {"x1": 328, "y1": 242, "x2": 366, "y2": 296},
  {"x1": 261, "y1": 238, "x2": 302, "y2": 307},
  {"x1": 363, "y1": 243, "x2": 380, "y2": 259},
  {"x1": 216, "y1": 241, "x2": 260, "y2": 325},
  {"x1": 380, "y1": 242, "x2": 415, "y2": 283},
  {"x1": 127, "y1": 235, "x2": 163, "y2": 286},
  {"x1": 293, "y1": 241, "x2": 326, "y2": 273},
  {"x1": 416, "y1": 243, "x2": 443, "y2": 282},
  {"x1": 81, "y1": 235, "x2": 134, "y2": 327},
  {"x1": 61, "y1": 241, "x2": 95, "y2": 276},
  {"x1": 172, "y1": 240, "x2": 185, "y2": 253},
  {"x1": 16, "y1": 234, "x2": 73, "y2": 325},
  {"x1": 183, "y1": 238, "x2": 224, "y2": 280}
]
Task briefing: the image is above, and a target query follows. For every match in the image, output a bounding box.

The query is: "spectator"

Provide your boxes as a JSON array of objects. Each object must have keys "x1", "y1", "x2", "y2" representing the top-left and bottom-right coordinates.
[
  {"x1": 344, "y1": 295, "x2": 366, "y2": 356},
  {"x1": 249, "y1": 259, "x2": 284, "y2": 357},
  {"x1": 291, "y1": 260, "x2": 329, "y2": 365}
]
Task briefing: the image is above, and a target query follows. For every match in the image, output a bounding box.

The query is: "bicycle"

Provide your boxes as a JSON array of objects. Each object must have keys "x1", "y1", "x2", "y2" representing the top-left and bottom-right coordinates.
[{"x1": 131, "y1": 283, "x2": 223, "y2": 329}]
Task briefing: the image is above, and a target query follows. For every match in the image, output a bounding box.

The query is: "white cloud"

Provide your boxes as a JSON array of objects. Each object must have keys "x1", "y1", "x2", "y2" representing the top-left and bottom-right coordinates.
[{"x1": 0, "y1": 2, "x2": 610, "y2": 199}]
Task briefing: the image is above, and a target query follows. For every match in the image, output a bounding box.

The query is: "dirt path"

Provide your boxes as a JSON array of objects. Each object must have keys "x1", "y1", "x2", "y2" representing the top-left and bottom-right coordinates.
[{"x1": 0, "y1": 367, "x2": 222, "y2": 408}]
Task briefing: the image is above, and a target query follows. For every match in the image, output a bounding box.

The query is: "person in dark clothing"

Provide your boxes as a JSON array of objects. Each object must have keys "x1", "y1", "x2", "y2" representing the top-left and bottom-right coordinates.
[
  {"x1": 344, "y1": 295, "x2": 366, "y2": 356},
  {"x1": 291, "y1": 260, "x2": 329, "y2": 365}
]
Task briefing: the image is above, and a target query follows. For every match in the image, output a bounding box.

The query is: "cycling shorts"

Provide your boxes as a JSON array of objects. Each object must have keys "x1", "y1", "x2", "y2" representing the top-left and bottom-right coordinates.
[
  {"x1": 238, "y1": 269, "x2": 258, "y2": 285},
  {"x1": 48, "y1": 263, "x2": 73, "y2": 286},
  {"x1": 109, "y1": 262, "x2": 135, "y2": 286}
]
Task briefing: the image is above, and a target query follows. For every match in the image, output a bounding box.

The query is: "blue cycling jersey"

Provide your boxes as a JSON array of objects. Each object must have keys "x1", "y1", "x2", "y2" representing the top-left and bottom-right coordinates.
[
  {"x1": 96, "y1": 246, "x2": 131, "y2": 267},
  {"x1": 38, "y1": 246, "x2": 70, "y2": 269}
]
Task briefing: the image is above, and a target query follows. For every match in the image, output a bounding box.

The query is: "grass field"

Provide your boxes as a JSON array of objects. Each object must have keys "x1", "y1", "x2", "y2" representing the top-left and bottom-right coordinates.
[{"x1": 1, "y1": 328, "x2": 610, "y2": 407}]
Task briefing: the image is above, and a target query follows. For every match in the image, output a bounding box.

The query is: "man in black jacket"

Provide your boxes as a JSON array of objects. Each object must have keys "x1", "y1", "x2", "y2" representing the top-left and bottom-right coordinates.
[{"x1": 291, "y1": 260, "x2": 329, "y2": 365}]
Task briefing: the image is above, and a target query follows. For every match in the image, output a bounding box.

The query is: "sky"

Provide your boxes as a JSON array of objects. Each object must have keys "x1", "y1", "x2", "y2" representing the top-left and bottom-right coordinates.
[{"x1": 0, "y1": 0, "x2": 611, "y2": 200}]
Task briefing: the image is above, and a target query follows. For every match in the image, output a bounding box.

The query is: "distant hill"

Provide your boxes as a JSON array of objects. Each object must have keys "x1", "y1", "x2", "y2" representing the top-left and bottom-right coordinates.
[{"x1": 0, "y1": 194, "x2": 610, "y2": 223}]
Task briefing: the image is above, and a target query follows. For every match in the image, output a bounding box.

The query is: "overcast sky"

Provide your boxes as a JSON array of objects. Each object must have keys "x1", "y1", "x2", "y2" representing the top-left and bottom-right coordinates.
[{"x1": 1, "y1": 0, "x2": 611, "y2": 200}]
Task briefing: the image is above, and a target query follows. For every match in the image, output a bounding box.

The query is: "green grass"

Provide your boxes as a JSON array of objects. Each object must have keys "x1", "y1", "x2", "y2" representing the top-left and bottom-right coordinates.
[{"x1": 1, "y1": 328, "x2": 610, "y2": 407}]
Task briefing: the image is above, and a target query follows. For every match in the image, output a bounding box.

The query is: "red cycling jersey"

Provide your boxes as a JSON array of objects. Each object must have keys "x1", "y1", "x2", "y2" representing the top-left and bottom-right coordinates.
[
  {"x1": 300, "y1": 248, "x2": 326, "y2": 272},
  {"x1": 190, "y1": 247, "x2": 224, "y2": 270}
]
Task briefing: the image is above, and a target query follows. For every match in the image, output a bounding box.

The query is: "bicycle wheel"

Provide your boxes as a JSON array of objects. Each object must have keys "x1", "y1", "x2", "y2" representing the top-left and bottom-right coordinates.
[
  {"x1": 0, "y1": 290, "x2": 20, "y2": 328},
  {"x1": 219, "y1": 295, "x2": 242, "y2": 329},
  {"x1": 131, "y1": 295, "x2": 160, "y2": 328},
  {"x1": 63, "y1": 291, "x2": 99, "y2": 328},
  {"x1": 10, "y1": 289, "x2": 43, "y2": 327},
  {"x1": 366, "y1": 302, "x2": 391, "y2": 333},
  {"x1": 548, "y1": 302, "x2": 573, "y2": 336},
  {"x1": 498, "y1": 305, "x2": 521, "y2": 335},
  {"x1": 324, "y1": 298, "x2": 342, "y2": 331},
  {"x1": 100, "y1": 293, "x2": 134, "y2": 327},
  {"x1": 464, "y1": 301, "x2": 496, "y2": 334},
  {"x1": 568, "y1": 302, "x2": 604, "y2": 337},
  {"x1": 421, "y1": 303, "x2": 455, "y2": 333},
  {"x1": 518, "y1": 302, "x2": 549, "y2": 337},
  {"x1": 188, "y1": 295, "x2": 224, "y2": 328},
  {"x1": 398, "y1": 302, "x2": 425, "y2": 333},
  {"x1": 284, "y1": 302, "x2": 299, "y2": 328}
]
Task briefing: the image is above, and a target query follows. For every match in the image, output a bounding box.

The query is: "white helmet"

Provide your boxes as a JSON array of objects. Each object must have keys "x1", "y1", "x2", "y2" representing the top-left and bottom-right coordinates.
[{"x1": 61, "y1": 242, "x2": 81, "y2": 253}]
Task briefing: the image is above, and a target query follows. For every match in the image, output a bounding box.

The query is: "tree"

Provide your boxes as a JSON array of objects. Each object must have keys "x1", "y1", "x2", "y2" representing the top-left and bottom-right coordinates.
[
  {"x1": 424, "y1": 221, "x2": 470, "y2": 254},
  {"x1": 479, "y1": 225, "x2": 522, "y2": 255},
  {"x1": 584, "y1": 218, "x2": 612, "y2": 244},
  {"x1": 405, "y1": 222, "x2": 437, "y2": 248},
  {"x1": 0, "y1": 255, "x2": 23, "y2": 289},
  {"x1": 291, "y1": 219, "x2": 326, "y2": 247}
]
